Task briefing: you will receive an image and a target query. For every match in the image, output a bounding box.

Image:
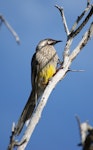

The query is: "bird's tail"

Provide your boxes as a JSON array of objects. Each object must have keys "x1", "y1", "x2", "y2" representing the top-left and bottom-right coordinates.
[{"x1": 14, "y1": 91, "x2": 36, "y2": 136}]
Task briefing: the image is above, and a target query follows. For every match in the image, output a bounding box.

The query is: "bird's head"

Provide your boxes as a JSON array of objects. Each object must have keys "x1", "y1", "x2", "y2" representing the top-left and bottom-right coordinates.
[{"x1": 36, "y1": 38, "x2": 62, "y2": 51}]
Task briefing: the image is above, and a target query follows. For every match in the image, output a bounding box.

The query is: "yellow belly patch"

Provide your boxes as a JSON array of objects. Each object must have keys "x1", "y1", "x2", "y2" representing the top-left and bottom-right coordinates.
[{"x1": 39, "y1": 64, "x2": 56, "y2": 84}]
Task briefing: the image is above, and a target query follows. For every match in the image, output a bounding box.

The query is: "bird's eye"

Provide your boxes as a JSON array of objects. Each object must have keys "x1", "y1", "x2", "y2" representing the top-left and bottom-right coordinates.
[{"x1": 47, "y1": 40, "x2": 52, "y2": 45}]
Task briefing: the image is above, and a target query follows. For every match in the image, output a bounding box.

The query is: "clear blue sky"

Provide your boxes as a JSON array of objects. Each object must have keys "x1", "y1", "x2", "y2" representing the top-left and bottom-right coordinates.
[{"x1": 0, "y1": 0, "x2": 93, "y2": 149}]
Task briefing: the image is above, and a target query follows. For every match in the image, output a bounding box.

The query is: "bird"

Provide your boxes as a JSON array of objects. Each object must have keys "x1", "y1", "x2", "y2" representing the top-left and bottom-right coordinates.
[{"x1": 14, "y1": 38, "x2": 61, "y2": 135}]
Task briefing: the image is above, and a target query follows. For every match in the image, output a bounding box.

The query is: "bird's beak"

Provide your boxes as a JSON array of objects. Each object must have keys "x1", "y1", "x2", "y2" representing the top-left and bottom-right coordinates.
[
  {"x1": 54, "y1": 40, "x2": 62, "y2": 44},
  {"x1": 48, "y1": 39, "x2": 62, "y2": 45}
]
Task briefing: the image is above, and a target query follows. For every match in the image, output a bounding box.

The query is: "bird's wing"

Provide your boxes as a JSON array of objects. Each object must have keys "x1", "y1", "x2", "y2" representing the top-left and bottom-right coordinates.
[
  {"x1": 14, "y1": 53, "x2": 40, "y2": 135},
  {"x1": 31, "y1": 52, "x2": 40, "y2": 89}
]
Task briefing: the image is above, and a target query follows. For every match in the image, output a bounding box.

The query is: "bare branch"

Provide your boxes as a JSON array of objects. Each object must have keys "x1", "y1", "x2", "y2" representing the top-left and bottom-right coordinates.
[
  {"x1": 70, "y1": 4, "x2": 92, "y2": 33},
  {"x1": 62, "y1": 4, "x2": 93, "y2": 67},
  {"x1": 55, "y1": 5, "x2": 70, "y2": 36},
  {"x1": 69, "y1": 6, "x2": 93, "y2": 39},
  {"x1": 70, "y1": 22, "x2": 93, "y2": 61},
  {"x1": 0, "y1": 14, "x2": 20, "y2": 44},
  {"x1": 62, "y1": 38, "x2": 73, "y2": 67}
]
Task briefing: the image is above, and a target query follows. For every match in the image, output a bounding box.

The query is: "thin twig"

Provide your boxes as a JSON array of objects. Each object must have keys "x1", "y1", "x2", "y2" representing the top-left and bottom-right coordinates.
[
  {"x1": 0, "y1": 14, "x2": 20, "y2": 44},
  {"x1": 75, "y1": 115, "x2": 82, "y2": 146},
  {"x1": 54, "y1": 6, "x2": 72, "y2": 65},
  {"x1": 68, "y1": 69, "x2": 85, "y2": 72},
  {"x1": 55, "y1": 5, "x2": 70, "y2": 36}
]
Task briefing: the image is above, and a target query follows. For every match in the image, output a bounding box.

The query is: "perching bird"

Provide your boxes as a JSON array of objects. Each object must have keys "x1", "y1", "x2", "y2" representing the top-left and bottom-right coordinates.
[{"x1": 15, "y1": 38, "x2": 61, "y2": 135}]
